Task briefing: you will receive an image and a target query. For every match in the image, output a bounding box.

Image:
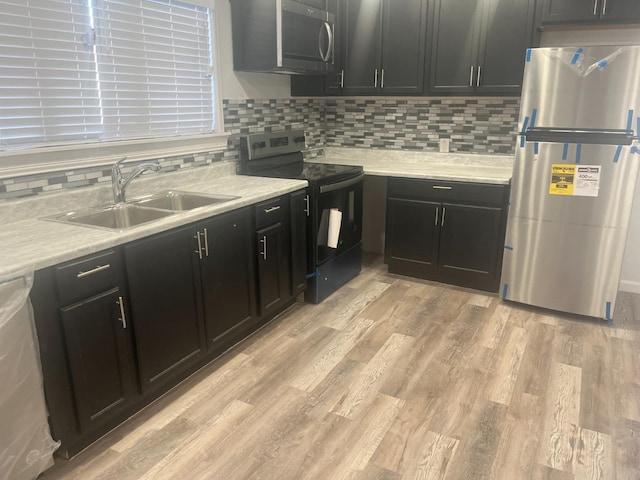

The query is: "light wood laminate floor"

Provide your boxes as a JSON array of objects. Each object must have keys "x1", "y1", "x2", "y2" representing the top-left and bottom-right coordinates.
[{"x1": 41, "y1": 255, "x2": 640, "y2": 480}]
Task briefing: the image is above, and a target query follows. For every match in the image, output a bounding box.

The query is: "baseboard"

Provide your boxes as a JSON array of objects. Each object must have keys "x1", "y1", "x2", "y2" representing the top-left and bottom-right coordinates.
[{"x1": 620, "y1": 279, "x2": 640, "y2": 294}]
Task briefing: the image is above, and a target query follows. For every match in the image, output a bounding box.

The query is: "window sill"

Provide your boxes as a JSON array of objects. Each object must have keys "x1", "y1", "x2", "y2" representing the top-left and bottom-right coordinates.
[{"x1": 0, "y1": 132, "x2": 230, "y2": 180}]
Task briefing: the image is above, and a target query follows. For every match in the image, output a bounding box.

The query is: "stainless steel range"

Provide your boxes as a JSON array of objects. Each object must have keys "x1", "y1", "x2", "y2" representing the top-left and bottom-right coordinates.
[{"x1": 239, "y1": 130, "x2": 364, "y2": 303}]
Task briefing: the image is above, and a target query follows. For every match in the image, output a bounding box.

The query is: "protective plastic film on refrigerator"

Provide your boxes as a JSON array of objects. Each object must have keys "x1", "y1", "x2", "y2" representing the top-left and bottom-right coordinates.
[{"x1": 501, "y1": 46, "x2": 640, "y2": 320}]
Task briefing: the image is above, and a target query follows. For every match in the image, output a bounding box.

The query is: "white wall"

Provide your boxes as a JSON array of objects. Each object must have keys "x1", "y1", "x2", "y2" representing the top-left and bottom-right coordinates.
[
  {"x1": 540, "y1": 28, "x2": 640, "y2": 293},
  {"x1": 215, "y1": 0, "x2": 291, "y2": 100}
]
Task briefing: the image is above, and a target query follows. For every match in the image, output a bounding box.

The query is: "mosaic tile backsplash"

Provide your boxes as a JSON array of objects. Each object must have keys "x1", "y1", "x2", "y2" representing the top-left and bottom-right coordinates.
[
  {"x1": 0, "y1": 97, "x2": 519, "y2": 200},
  {"x1": 325, "y1": 98, "x2": 520, "y2": 153}
]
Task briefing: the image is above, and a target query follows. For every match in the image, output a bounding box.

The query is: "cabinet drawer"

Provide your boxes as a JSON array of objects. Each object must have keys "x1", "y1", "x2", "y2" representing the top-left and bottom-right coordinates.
[
  {"x1": 55, "y1": 250, "x2": 121, "y2": 304},
  {"x1": 255, "y1": 197, "x2": 285, "y2": 229},
  {"x1": 388, "y1": 178, "x2": 508, "y2": 206}
]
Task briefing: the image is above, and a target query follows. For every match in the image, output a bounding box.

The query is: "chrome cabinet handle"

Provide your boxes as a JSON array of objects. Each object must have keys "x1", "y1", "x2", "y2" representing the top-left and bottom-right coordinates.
[
  {"x1": 203, "y1": 228, "x2": 209, "y2": 257},
  {"x1": 602, "y1": 0, "x2": 607, "y2": 15},
  {"x1": 117, "y1": 296, "x2": 127, "y2": 329},
  {"x1": 593, "y1": 0, "x2": 598, "y2": 15},
  {"x1": 260, "y1": 236, "x2": 267, "y2": 260},
  {"x1": 304, "y1": 195, "x2": 310, "y2": 216},
  {"x1": 381, "y1": 69, "x2": 385, "y2": 89},
  {"x1": 264, "y1": 205, "x2": 281, "y2": 213},
  {"x1": 340, "y1": 69, "x2": 344, "y2": 88},
  {"x1": 194, "y1": 232, "x2": 203, "y2": 260},
  {"x1": 432, "y1": 185, "x2": 452, "y2": 190},
  {"x1": 476, "y1": 65, "x2": 482, "y2": 87},
  {"x1": 77, "y1": 264, "x2": 111, "y2": 278},
  {"x1": 435, "y1": 206, "x2": 439, "y2": 226},
  {"x1": 374, "y1": 69, "x2": 378, "y2": 87},
  {"x1": 469, "y1": 65, "x2": 474, "y2": 87},
  {"x1": 441, "y1": 207, "x2": 447, "y2": 227}
]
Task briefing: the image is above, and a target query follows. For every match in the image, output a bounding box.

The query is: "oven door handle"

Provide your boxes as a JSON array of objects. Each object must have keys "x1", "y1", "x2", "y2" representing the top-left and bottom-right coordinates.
[{"x1": 319, "y1": 173, "x2": 365, "y2": 194}]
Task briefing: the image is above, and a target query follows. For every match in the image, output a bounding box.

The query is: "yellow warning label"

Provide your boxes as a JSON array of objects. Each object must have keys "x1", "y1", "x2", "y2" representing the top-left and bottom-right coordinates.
[{"x1": 549, "y1": 164, "x2": 575, "y2": 195}]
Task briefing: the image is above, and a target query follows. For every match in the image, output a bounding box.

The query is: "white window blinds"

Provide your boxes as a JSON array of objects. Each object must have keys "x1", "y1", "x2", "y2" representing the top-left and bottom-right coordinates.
[
  {"x1": 0, "y1": 0, "x2": 101, "y2": 148},
  {"x1": 94, "y1": 0, "x2": 215, "y2": 140},
  {"x1": 0, "y1": 0, "x2": 216, "y2": 152}
]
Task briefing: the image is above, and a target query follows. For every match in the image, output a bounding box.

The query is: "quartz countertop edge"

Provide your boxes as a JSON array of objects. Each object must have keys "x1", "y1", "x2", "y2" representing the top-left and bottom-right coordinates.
[
  {"x1": 0, "y1": 174, "x2": 308, "y2": 285},
  {"x1": 313, "y1": 147, "x2": 513, "y2": 185}
]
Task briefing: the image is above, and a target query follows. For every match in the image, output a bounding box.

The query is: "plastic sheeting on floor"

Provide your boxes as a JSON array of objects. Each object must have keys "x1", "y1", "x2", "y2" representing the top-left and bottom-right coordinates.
[{"x1": 0, "y1": 274, "x2": 59, "y2": 480}]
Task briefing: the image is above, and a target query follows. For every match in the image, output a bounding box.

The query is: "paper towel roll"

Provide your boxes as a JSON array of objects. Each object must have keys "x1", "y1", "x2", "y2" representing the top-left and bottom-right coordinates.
[{"x1": 327, "y1": 208, "x2": 342, "y2": 249}]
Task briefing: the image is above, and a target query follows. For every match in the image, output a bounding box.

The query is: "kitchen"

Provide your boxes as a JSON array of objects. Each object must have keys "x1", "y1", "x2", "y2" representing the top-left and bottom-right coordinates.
[{"x1": 1, "y1": 0, "x2": 640, "y2": 479}]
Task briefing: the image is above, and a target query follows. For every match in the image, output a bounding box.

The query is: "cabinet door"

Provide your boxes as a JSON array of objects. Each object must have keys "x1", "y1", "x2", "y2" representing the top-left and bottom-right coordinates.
[
  {"x1": 124, "y1": 226, "x2": 205, "y2": 393},
  {"x1": 325, "y1": 0, "x2": 344, "y2": 94},
  {"x1": 290, "y1": 190, "x2": 308, "y2": 296},
  {"x1": 386, "y1": 198, "x2": 440, "y2": 278},
  {"x1": 429, "y1": 0, "x2": 482, "y2": 94},
  {"x1": 60, "y1": 288, "x2": 134, "y2": 433},
  {"x1": 437, "y1": 203, "x2": 503, "y2": 291},
  {"x1": 601, "y1": 0, "x2": 640, "y2": 22},
  {"x1": 541, "y1": 0, "x2": 601, "y2": 23},
  {"x1": 342, "y1": 0, "x2": 383, "y2": 95},
  {"x1": 380, "y1": 0, "x2": 427, "y2": 94},
  {"x1": 199, "y1": 209, "x2": 256, "y2": 346},
  {"x1": 256, "y1": 222, "x2": 288, "y2": 316},
  {"x1": 476, "y1": 0, "x2": 535, "y2": 94}
]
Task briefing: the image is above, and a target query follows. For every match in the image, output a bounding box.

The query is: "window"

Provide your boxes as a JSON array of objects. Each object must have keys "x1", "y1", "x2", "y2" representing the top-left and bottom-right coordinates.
[{"x1": 0, "y1": 0, "x2": 223, "y2": 174}]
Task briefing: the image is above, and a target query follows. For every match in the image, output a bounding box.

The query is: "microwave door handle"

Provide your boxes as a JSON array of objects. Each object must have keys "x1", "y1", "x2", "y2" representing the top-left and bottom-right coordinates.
[{"x1": 319, "y1": 22, "x2": 333, "y2": 62}]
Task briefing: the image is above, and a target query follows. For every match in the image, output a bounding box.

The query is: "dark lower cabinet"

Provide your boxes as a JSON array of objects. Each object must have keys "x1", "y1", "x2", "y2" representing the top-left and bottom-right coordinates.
[
  {"x1": 31, "y1": 191, "x2": 305, "y2": 457},
  {"x1": 31, "y1": 250, "x2": 136, "y2": 457},
  {"x1": 436, "y1": 203, "x2": 504, "y2": 289},
  {"x1": 386, "y1": 178, "x2": 509, "y2": 293},
  {"x1": 256, "y1": 222, "x2": 288, "y2": 316},
  {"x1": 385, "y1": 198, "x2": 440, "y2": 276},
  {"x1": 290, "y1": 190, "x2": 308, "y2": 296},
  {"x1": 200, "y1": 208, "x2": 256, "y2": 347},
  {"x1": 124, "y1": 225, "x2": 205, "y2": 393},
  {"x1": 59, "y1": 288, "x2": 135, "y2": 433}
]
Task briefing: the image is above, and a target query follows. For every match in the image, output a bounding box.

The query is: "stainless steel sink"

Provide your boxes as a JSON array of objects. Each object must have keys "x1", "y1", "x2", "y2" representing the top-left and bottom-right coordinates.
[
  {"x1": 131, "y1": 191, "x2": 239, "y2": 211},
  {"x1": 45, "y1": 204, "x2": 175, "y2": 231}
]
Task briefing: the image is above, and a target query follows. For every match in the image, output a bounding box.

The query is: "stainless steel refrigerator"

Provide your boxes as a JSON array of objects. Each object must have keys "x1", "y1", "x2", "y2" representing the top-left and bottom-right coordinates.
[{"x1": 501, "y1": 45, "x2": 640, "y2": 320}]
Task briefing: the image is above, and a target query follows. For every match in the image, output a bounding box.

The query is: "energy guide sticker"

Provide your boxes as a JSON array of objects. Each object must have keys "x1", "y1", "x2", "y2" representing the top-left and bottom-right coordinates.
[{"x1": 549, "y1": 164, "x2": 601, "y2": 197}]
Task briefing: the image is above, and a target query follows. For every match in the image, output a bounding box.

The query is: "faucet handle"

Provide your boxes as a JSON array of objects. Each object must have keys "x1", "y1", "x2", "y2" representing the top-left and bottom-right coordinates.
[{"x1": 114, "y1": 156, "x2": 127, "y2": 166}]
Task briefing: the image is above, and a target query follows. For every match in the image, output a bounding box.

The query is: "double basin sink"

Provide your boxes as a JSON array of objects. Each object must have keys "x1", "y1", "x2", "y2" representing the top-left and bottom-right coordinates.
[{"x1": 46, "y1": 191, "x2": 239, "y2": 231}]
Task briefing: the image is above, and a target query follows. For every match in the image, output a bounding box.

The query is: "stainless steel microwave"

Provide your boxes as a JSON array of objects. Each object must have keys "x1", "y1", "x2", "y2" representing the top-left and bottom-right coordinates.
[{"x1": 231, "y1": 0, "x2": 335, "y2": 75}]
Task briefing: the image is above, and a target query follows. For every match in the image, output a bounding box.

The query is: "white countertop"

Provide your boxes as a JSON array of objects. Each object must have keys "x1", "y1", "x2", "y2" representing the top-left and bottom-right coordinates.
[
  {"x1": 0, "y1": 148, "x2": 514, "y2": 283},
  {"x1": 0, "y1": 162, "x2": 307, "y2": 284},
  {"x1": 314, "y1": 147, "x2": 513, "y2": 185}
]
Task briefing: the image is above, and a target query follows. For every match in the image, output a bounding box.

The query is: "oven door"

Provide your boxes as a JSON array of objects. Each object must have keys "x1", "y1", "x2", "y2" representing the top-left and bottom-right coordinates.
[
  {"x1": 279, "y1": 0, "x2": 334, "y2": 73},
  {"x1": 314, "y1": 174, "x2": 364, "y2": 266}
]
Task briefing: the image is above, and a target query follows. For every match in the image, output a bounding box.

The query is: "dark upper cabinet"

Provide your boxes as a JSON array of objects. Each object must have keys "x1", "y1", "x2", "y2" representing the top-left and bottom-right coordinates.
[
  {"x1": 429, "y1": 0, "x2": 480, "y2": 94},
  {"x1": 343, "y1": 0, "x2": 427, "y2": 95},
  {"x1": 380, "y1": 0, "x2": 428, "y2": 94},
  {"x1": 342, "y1": 0, "x2": 383, "y2": 95},
  {"x1": 60, "y1": 288, "x2": 135, "y2": 434},
  {"x1": 429, "y1": 0, "x2": 536, "y2": 95},
  {"x1": 199, "y1": 208, "x2": 256, "y2": 348},
  {"x1": 477, "y1": 0, "x2": 537, "y2": 94},
  {"x1": 541, "y1": 0, "x2": 640, "y2": 24},
  {"x1": 124, "y1": 225, "x2": 206, "y2": 394}
]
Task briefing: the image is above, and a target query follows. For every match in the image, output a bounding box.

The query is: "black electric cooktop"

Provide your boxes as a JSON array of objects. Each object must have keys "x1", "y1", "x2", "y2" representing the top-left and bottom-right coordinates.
[{"x1": 250, "y1": 161, "x2": 363, "y2": 187}]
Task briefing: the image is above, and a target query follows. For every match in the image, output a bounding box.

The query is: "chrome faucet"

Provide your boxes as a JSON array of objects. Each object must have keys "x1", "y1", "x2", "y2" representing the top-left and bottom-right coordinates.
[{"x1": 111, "y1": 157, "x2": 161, "y2": 203}]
